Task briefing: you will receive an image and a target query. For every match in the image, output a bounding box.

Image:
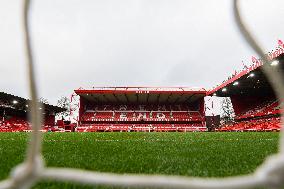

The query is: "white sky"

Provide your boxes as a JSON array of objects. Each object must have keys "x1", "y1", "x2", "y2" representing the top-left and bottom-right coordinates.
[{"x1": 0, "y1": 0, "x2": 283, "y2": 105}]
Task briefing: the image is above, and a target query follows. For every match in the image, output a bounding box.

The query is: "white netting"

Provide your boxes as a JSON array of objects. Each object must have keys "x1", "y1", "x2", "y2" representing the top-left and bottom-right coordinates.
[{"x1": 0, "y1": 0, "x2": 283, "y2": 188}]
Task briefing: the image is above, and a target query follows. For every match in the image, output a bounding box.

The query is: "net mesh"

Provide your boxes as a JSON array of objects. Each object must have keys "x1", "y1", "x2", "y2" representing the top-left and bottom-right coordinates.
[{"x1": 0, "y1": 0, "x2": 283, "y2": 188}]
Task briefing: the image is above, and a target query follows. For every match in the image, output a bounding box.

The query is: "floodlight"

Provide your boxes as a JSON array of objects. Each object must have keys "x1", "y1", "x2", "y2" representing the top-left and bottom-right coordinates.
[
  {"x1": 271, "y1": 60, "x2": 279, "y2": 66},
  {"x1": 233, "y1": 81, "x2": 239, "y2": 86},
  {"x1": 249, "y1": 73, "x2": 255, "y2": 78},
  {"x1": 12, "y1": 100, "x2": 18, "y2": 104},
  {"x1": 222, "y1": 88, "x2": 227, "y2": 92}
]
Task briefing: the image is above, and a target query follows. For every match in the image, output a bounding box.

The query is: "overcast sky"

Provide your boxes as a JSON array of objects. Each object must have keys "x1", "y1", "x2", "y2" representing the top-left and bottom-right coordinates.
[{"x1": 0, "y1": 0, "x2": 283, "y2": 105}]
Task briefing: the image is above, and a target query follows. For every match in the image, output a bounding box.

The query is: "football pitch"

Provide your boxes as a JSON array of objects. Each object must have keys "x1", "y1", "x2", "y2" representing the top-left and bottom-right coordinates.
[{"x1": 0, "y1": 132, "x2": 279, "y2": 189}]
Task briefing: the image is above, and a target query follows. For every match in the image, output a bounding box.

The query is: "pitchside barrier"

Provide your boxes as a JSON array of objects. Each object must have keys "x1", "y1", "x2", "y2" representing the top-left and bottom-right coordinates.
[{"x1": 0, "y1": 0, "x2": 283, "y2": 188}]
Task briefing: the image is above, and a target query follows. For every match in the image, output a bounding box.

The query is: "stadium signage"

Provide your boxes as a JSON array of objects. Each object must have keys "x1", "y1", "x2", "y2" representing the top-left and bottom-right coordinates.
[
  {"x1": 251, "y1": 40, "x2": 284, "y2": 65},
  {"x1": 136, "y1": 90, "x2": 150, "y2": 94},
  {"x1": 134, "y1": 87, "x2": 204, "y2": 94}
]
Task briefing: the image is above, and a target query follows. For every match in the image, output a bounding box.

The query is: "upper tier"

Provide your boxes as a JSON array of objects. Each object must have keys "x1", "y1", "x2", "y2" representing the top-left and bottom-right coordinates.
[{"x1": 235, "y1": 99, "x2": 282, "y2": 120}]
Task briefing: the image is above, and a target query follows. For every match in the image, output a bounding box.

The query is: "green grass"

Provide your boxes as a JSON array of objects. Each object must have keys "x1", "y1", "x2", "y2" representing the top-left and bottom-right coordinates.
[{"x1": 0, "y1": 132, "x2": 279, "y2": 188}]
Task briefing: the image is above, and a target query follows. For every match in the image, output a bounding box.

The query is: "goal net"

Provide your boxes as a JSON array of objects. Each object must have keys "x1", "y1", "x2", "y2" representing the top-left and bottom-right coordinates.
[{"x1": 0, "y1": 0, "x2": 283, "y2": 188}]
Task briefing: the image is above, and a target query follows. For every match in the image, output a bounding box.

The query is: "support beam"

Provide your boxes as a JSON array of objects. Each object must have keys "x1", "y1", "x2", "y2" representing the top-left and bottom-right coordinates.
[
  {"x1": 113, "y1": 93, "x2": 120, "y2": 103},
  {"x1": 157, "y1": 94, "x2": 161, "y2": 103},
  {"x1": 90, "y1": 95, "x2": 100, "y2": 103},
  {"x1": 146, "y1": 93, "x2": 150, "y2": 103},
  {"x1": 124, "y1": 94, "x2": 129, "y2": 104},
  {"x1": 136, "y1": 93, "x2": 139, "y2": 103},
  {"x1": 166, "y1": 93, "x2": 173, "y2": 104},
  {"x1": 185, "y1": 94, "x2": 195, "y2": 103},
  {"x1": 173, "y1": 94, "x2": 183, "y2": 104},
  {"x1": 102, "y1": 94, "x2": 111, "y2": 103}
]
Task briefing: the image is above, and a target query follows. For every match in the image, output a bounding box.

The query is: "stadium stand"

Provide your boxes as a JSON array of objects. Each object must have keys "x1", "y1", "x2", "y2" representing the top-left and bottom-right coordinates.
[
  {"x1": 217, "y1": 117, "x2": 281, "y2": 132},
  {"x1": 235, "y1": 99, "x2": 281, "y2": 119},
  {"x1": 0, "y1": 116, "x2": 30, "y2": 132},
  {"x1": 75, "y1": 87, "x2": 207, "y2": 132},
  {"x1": 76, "y1": 51, "x2": 283, "y2": 132},
  {"x1": 209, "y1": 53, "x2": 284, "y2": 131},
  {"x1": 76, "y1": 52, "x2": 283, "y2": 133},
  {"x1": 1, "y1": 49, "x2": 282, "y2": 133},
  {"x1": 0, "y1": 92, "x2": 66, "y2": 132}
]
